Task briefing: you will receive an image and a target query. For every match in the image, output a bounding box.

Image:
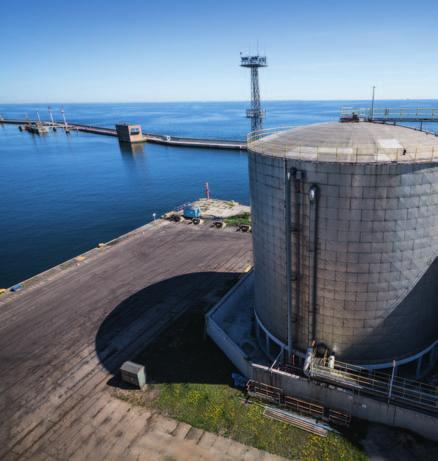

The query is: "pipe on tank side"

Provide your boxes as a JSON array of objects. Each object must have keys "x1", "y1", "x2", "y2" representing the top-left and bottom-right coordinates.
[
  {"x1": 285, "y1": 164, "x2": 307, "y2": 360},
  {"x1": 284, "y1": 161, "x2": 294, "y2": 358},
  {"x1": 293, "y1": 169, "x2": 303, "y2": 352},
  {"x1": 308, "y1": 184, "x2": 319, "y2": 344}
]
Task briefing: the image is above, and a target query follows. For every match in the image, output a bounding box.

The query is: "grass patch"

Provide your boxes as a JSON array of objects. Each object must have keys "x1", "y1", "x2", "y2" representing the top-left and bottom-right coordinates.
[
  {"x1": 224, "y1": 212, "x2": 251, "y2": 227},
  {"x1": 155, "y1": 383, "x2": 365, "y2": 460}
]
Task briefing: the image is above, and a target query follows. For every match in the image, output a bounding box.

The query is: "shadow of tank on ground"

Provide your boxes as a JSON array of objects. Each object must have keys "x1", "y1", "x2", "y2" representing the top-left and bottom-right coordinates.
[
  {"x1": 128, "y1": 303, "x2": 236, "y2": 386},
  {"x1": 95, "y1": 271, "x2": 240, "y2": 383}
]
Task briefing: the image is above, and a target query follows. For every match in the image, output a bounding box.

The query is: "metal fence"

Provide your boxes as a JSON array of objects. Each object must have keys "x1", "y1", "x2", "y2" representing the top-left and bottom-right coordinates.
[
  {"x1": 247, "y1": 379, "x2": 351, "y2": 426},
  {"x1": 309, "y1": 358, "x2": 438, "y2": 412}
]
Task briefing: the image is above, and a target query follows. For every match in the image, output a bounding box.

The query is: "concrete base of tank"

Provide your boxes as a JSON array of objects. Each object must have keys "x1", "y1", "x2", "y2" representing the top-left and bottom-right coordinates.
[
  {"x1": 206, "y1": 271, "x2": 438, "y2": 443},
  {"x1": 206, "y1": 270, "x2": 270, "y2": 377}
]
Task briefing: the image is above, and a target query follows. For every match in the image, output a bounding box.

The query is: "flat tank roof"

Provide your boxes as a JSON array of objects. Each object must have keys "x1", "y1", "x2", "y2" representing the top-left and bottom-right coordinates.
[{"x1": 248, "y1": 122, "x2": 438, "y2": 163}]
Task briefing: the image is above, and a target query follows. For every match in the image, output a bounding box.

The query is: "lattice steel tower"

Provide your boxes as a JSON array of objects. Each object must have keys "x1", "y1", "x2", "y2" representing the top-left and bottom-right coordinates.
[{"x1": 240, "y1": 53, "x2": 267, "y2": 132}]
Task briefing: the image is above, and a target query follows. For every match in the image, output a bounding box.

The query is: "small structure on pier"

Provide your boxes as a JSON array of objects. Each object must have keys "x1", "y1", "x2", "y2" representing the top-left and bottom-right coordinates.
[{"x1": 115, "y1": 123, "x2": 143, "y2": 144}]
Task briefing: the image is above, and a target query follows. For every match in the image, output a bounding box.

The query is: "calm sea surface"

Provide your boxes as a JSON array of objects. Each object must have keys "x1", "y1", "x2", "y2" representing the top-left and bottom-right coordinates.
[{"x1": 1, "y1": 100, "x2": 437, "y2": 287}]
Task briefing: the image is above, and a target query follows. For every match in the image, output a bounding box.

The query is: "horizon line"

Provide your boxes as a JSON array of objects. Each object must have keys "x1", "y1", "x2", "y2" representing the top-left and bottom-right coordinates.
[{"x1": 1, "y1": 98, "x2": 438, "y2": 105}]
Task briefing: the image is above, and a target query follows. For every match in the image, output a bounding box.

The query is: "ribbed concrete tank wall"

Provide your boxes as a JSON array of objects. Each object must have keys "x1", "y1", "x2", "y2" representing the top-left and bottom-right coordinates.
[{"x1": 248, "y1": 122, "x2": 438, "y2": 365}]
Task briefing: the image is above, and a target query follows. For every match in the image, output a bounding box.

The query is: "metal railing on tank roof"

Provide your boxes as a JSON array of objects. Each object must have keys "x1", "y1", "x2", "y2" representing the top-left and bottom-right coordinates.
[{"x1": 247, "y1": 125, "x2": 438, "y2": 163}]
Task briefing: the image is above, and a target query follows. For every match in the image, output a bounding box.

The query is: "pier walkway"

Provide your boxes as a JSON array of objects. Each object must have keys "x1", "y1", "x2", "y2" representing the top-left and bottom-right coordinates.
[
  {"x1": 0, "y1": 221, "x2": 261, "y2": 460},
  {"x1": 340, "y1": 107, "x2": 438, "y2": 125},
  {"x1": 0, "y1": 118, "x2": 247, "y2": 150}
]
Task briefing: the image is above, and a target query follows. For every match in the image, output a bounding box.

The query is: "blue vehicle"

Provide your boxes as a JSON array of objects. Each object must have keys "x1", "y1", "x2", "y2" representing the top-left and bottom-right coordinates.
[{"x1": 183, "y1": 206, "x2": 201, "y2": 219}]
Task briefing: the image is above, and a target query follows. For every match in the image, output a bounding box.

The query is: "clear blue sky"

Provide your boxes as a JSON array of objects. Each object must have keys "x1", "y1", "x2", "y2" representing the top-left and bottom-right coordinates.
[{"x1": 1, "y1": 0, "x2": 437, "y2": 103}]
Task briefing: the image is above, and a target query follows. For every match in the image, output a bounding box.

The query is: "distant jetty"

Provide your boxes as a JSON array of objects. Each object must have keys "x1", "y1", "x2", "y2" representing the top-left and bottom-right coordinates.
[{"x1": 0, "y1": 118, "x2": 247, "y2": 150}]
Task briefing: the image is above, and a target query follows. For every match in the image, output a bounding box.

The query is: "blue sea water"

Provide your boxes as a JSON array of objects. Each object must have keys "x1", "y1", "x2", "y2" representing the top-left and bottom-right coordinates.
[{"x1": 0, "y1": 100, "x2": 437, "y2": 287}]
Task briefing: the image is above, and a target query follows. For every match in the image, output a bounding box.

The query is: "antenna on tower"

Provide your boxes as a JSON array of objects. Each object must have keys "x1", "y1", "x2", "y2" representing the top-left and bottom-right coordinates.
[{"x1": 240, "y1": 51, "x2": 267, "y2": 132}]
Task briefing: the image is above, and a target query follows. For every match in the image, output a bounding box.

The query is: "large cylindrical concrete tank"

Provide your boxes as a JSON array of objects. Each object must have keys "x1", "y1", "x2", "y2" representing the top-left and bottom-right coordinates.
[{"x1": 248, "y1": 122, "x2": 438, "y2": 366}]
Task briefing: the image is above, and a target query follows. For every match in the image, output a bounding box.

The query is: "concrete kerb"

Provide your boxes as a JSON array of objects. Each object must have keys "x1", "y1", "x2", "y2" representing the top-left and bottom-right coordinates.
[{"x1": 0, "y1": 219, "x2": 168, "y2": 305}]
